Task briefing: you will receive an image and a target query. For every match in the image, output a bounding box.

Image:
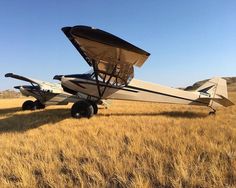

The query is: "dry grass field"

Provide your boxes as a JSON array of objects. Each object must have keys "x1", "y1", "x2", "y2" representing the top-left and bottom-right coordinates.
[{"x1": 0, "y1": 93, "x2": 235, "y2": 187}]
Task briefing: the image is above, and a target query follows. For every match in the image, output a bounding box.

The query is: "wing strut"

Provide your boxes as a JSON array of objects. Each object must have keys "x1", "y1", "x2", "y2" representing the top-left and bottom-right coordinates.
[
  {"x1": 92, "y1": 61, "x2": 102, "y2": 98},
  {"x1": 100, "y1": 64, "x2": 117, "y2": 97},
  {"x1": 92, "y1": 60, "x2": 119, "y2": 100}
]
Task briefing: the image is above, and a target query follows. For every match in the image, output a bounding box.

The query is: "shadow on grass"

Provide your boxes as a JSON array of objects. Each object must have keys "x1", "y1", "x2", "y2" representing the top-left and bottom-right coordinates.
[
  {"x1": 0, "y1": 108, "x2": 207, "y2": 133},
  {"x1": 98, "y1": 111, "x2": 208, "y2": 118},
  {"x1": 0, "y1": 109, "x2": 70, "y2": 133},
  {"x1": 0, "y1": 107, "x2": 21, "y2": 116},
  {"x1": 160, "y1": 111, "x2": 208, "y2": 118}
]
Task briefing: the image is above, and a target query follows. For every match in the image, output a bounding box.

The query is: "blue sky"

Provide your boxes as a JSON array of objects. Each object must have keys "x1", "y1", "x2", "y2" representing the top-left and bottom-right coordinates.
[{"x1": 0, "y1": 0, "x2": 235, "y2": 90}]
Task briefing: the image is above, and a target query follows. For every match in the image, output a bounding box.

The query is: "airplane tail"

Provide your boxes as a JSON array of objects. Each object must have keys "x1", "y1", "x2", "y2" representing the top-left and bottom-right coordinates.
[{"x1": 196, "y1": 77, "x2": 234, "y2": 108}]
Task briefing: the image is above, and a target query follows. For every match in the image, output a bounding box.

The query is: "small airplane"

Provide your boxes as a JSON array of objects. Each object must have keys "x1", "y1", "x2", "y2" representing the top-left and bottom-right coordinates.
[
  {"x1": 5, "y1": 73, "x2": 80, "y2": 110},
  {"x1": 54, "y1": 25, "x2": 234, "y2": 119},
  {"x1": 5, "y1": 73, "x2": 110, "y2": 111}
]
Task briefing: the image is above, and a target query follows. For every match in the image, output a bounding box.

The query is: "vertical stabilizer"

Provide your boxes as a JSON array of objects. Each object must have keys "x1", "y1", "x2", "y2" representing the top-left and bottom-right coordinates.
[{"x1": 196, "y1": 77, "x2": 234, "y2": 107}]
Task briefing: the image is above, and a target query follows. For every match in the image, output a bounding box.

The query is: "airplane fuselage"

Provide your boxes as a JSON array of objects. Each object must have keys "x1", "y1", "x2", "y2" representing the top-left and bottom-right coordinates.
[
  {"x1": 18, "y1": 85, "x2": 78, "y2": 105},
  {"x1": 61, "y1": 76, "x2": 212, "y2": 107}
]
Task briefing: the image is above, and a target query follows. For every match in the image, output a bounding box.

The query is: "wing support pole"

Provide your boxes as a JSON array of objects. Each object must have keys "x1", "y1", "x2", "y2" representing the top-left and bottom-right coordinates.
[
  {"x1": 92, "y1": 60, "x2": 102, "y2": 98},
  {"x1": 92, "y1": 60, "x2": 118, "y2": 100},
  {"x1": 100, "y1": 64, "x2": 117, "y2": 97}
]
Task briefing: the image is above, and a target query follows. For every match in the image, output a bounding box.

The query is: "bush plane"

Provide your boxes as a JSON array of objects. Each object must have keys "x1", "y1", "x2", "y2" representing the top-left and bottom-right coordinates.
[
  {"x1": 5, "y1": 73, "x2": 81, "y2": 110},
  {"x1": 54, "y1": 25, "x2": 234, "y2": 118}
]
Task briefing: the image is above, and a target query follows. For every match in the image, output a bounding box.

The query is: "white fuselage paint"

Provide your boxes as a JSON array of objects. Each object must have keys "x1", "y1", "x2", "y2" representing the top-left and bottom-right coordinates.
[
  {"x1": 61, "y1": 77, "x2": 211, "y2": 106},
  {"x1": 19, "y1": 86, "x2": 78, "y2": 105}
]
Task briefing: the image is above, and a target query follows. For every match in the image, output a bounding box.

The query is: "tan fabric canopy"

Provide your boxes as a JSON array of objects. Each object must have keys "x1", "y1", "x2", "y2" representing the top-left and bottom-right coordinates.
[{"x1": 62, "y1": 25, "x2": 150, "y2": 85}]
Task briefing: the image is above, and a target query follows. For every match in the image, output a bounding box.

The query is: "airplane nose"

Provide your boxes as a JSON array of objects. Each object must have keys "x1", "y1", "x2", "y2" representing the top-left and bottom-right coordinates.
[
  {"x1": 60, "y1": 77, "x2": 78, "y2": 95},
  {"x1": 61, "y1": 77, "x2": 73, "y2": 88},
  {"x1": 53, "y1": 75, "x2": 63, "y2": 81}
]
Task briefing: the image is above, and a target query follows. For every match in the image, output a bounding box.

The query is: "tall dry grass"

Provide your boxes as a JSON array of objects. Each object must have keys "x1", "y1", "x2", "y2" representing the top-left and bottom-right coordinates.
[{"x1": 0, "y1": 93, "x2": 235, "y2": 187}]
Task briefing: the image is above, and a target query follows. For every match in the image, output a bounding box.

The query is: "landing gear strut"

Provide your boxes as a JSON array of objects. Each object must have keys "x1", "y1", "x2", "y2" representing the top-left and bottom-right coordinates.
[
  {"x1": 71, "y1": 100, "x2": 98, "y2": 118},
  {"x1": 208, "y1": 108, "x2": 216, "y2": 116}
]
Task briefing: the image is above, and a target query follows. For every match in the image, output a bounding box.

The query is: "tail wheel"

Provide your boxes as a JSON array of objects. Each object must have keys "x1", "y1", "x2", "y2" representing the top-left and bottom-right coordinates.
[
  {"x1": 209, "y1": 110, "x2": 216, "y2": 116},
  {"x1": 34, "y1": 100, "x2": 46, "y2": 110},
  {"x1": 71, "y1": 101, "x2": 94, "y2": 119},
  {"x1": 22, "y1": 100, "x2": 36, "y2": 111},
  {"x1": 208, "y1": 108, "x2": 216, "y2": 116}
]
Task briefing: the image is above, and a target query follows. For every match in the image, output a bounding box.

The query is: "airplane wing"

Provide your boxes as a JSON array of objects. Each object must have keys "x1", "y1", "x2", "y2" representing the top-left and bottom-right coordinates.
[
  {"x1": 5, "y1": 73, "x2": 42, "y2": 85},
  {"x1": 5, "y1": 73, "x2": 64, "y2": 93},
  {"x1": 62, "y1": 26, "x2": 150, "y2": 67},
  {"x1": 62, "y1": 26, "x2": 150, "y2": 85}
]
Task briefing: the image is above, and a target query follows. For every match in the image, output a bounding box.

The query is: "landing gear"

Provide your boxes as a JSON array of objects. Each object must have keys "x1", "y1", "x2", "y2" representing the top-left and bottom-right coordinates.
[
  {"x1": 22, "y1": 100, "x2": 36, "y2": 111},
  {"x1": 22, "y1": 100, "x2": 45, "y2": 111},
  {"x1": 208, "y1": 108, "x2": 216, "y2": 116},
  {"x1": 71, "y1": 100, "x2": 97, "y2": 118},
  {"x1": 89, "y1": 101, "x2": 98, "y2": 115},
  {"x1": 34, "y1": 100, "x2": 46, "y2": 110}
]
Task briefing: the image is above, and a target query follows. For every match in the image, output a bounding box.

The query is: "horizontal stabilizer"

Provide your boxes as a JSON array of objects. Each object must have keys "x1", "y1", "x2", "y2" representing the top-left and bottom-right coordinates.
[{"x1": 212, "y1": 95, "x2": 234, "y2": 107}]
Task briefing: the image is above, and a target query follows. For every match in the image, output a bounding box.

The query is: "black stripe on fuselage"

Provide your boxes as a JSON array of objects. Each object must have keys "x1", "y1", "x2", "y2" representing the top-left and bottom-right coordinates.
[
  {"x1": 126, "y1": 85, "x2": 208, "y2": 105},
  {"x1": 62, "y1": 84, "x2": 100, "y2": 99},
  {"x1": 70, "y1": 80, "x2": 138, "y2": 93},
  {"x1": 67, "y1": 79, "x2": 208, "y2": 105}
]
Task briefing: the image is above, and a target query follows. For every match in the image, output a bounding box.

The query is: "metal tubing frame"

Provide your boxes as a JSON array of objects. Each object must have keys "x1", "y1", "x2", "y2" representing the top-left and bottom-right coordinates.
[{"x1": 92, "y1": 60, "x2": 119, "y2": 100}]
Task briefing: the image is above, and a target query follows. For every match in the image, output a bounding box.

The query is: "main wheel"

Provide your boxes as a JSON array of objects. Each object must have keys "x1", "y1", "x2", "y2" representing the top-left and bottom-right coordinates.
[
  {"x1": 89, "y1": 101, "x2": 98, "y2": 115},
  {"x1": 22, "y1": 100, "x2": 36, "y2": 110},
  {"x1": 71, "y1": 101, "x2": 94, "y2": 119},
  {"x1": 34, "y1": 100, "x2": 46, "y2": 110}
]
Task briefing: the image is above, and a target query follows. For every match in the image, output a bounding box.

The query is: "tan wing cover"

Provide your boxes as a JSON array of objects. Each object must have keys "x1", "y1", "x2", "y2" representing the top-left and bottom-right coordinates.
[
  {"x1": 62, "y1": 26, "x2": 150, "y2": 85},
  {"x1": 62, "y1": 26, "x2": 150, "y2": 67}
]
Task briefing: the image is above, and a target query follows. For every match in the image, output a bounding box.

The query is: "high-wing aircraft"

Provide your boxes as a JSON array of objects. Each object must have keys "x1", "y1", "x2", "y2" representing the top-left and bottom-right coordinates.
[
  {"x1": 55, "y1": 25, "x2": 234, "y2": 118},
  {"x1": 5, "y1": 73, "x2": 80, "y2": 110}
]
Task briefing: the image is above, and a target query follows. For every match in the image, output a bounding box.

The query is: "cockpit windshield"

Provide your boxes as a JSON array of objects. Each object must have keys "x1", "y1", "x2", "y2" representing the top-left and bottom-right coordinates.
[
  {"x1": 64, "y1": 63, "x2": 134, "y2": 87},
  {"x1": 94, "y1": 60, "x2": 134, "y2": 87},
  {"x1": 64, "y1": 70, "x2": 95, "y2": 80},
  {"x1": 80, "y1": 62, "x2": 134, "y2": 87}
]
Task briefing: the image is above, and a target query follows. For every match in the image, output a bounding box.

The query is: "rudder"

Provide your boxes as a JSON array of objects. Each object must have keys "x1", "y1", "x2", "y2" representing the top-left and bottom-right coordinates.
[{"x1": 196, "y1": 77, "x2": 234, "y2": 107}]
